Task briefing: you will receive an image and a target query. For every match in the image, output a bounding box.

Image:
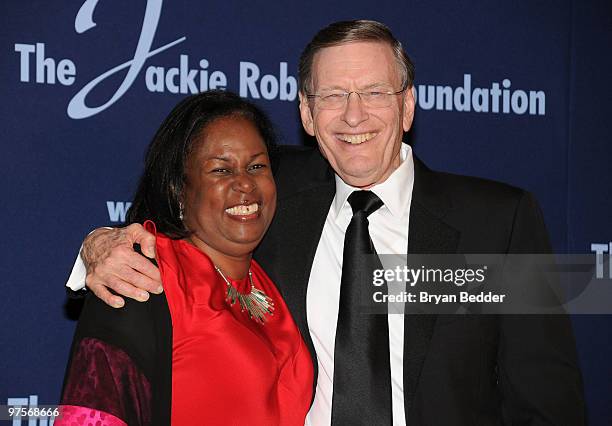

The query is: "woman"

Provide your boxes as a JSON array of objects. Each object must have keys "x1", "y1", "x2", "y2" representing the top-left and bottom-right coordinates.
[{"x1": 58, "y1": 91, "x2": 313, "y2": 425}]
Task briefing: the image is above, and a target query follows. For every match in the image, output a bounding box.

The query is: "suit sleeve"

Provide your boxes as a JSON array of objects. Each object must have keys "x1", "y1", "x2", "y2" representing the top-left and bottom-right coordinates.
[{"x1": 498, "y1": 191, "x2": 586, "y2": 425}]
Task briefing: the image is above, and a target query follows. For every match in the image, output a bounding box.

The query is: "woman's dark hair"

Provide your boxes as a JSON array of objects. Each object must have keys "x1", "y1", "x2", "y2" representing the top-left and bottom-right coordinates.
[{"x1": 126, "y1": 90, "x2": 277, "y2": 238}]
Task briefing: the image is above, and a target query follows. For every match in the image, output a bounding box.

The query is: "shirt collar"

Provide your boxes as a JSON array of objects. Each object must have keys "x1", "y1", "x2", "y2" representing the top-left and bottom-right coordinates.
[{"x1": 332, "y1": 143, "x2": 414, "y2": 221}]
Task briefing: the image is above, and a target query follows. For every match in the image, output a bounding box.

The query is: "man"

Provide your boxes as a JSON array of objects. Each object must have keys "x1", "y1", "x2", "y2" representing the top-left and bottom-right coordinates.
[{"x1": 68, "y1": 20, "x2": 585, "y2": 425}]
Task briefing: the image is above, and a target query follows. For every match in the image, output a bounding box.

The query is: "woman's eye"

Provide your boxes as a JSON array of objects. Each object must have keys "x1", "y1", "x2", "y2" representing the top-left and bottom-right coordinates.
[
  {"x1": 211, "y1": 168, "x2": 231, "y2": 174},
  {"x1": 248, "y1": 164, "x2": 267, "y2": 171}
]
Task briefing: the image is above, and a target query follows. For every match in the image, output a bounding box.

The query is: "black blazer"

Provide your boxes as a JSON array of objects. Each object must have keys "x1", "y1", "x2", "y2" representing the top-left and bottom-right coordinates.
[{"x1": 255, "y1": 146, "x2": 585, "y2": 425}]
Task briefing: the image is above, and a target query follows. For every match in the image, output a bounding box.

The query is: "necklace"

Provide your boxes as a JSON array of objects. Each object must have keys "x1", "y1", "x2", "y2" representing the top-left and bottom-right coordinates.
[{"x1": 214, "y1": 266, "x2": 274, "y2": 323}]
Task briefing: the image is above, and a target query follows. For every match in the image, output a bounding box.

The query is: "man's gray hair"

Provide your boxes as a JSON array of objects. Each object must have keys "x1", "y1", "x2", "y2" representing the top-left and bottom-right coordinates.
[{"x1": 298, "y1": 20, "x2": 415, "y2": 94}]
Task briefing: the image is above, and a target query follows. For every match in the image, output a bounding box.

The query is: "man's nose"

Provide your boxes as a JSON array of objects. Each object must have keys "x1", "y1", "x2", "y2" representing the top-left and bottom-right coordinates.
[{"x1": 341, "y1": 92, "x2": 369, "y2": 127}]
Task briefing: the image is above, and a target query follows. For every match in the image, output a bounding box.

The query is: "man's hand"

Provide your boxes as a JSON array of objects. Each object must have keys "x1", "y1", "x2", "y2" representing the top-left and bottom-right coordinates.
[{"x1": 82, "y1": 223, "x2": 162, "y2": 308}]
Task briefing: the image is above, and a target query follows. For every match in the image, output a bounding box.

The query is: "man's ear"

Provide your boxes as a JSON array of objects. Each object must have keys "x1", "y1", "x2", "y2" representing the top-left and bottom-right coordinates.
[
  {"x1": 299, "y1": 92, "x2": 315, "y2": 136},
  {"x1": 402, "y1": 86, "x2": 416, "y2": 132}
]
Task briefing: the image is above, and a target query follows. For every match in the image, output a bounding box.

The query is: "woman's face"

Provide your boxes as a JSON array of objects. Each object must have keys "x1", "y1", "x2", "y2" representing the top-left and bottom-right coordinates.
[{"x1": 182, "y1": 115, "x2": 276, "y2": 259}]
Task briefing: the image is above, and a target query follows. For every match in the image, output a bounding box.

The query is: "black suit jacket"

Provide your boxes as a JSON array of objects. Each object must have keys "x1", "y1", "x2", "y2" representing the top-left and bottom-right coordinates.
[{"x1": 255, "y1": 146, "x2": 585, "y2": 425}]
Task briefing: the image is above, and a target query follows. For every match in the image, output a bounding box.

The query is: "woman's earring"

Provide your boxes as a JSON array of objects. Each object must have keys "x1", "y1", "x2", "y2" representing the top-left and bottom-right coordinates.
[{"x1": 179, "y1": 202, "x2": 184, "y2": 221}]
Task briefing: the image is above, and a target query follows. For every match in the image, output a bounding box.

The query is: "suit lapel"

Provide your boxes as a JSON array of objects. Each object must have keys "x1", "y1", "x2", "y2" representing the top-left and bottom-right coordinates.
[
  {"x1": 260, "y1": 150, "x2": 462, "y2": 417},
  {"x1": 278, "y1": 185, "x2": 335, "y2": 329},
  {"x1": 403, "y1": 157, "x2": 461, "y2": 421}
]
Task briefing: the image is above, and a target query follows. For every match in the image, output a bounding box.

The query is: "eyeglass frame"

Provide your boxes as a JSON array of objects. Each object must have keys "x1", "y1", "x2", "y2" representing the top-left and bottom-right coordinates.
[{"x1": 304, "y1": 84, "x2": 408, "y2": 110}]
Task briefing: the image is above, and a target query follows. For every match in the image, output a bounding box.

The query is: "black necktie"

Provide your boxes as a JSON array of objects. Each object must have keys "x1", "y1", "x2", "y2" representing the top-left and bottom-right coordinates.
[{"x1": 332, "y1": 190, "x2": 392, "y2": 425}]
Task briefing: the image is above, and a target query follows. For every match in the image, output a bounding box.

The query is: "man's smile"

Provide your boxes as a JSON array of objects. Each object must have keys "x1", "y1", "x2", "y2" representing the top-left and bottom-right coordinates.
[{"x1": 335, "y1": 132, "x2": 378, "y2": 145}]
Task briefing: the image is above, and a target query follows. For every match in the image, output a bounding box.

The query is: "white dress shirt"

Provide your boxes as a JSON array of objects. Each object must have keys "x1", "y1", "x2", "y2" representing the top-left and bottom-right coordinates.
[
  {"x1": 305, "y1": 144, "x2": 414, "y2": 426},
  {"x1": 66, "y1": 144, "x2": 415, "y2": 426},
  {"x1": 67, "y1": 246, "x2": 88, "y2": 291}
]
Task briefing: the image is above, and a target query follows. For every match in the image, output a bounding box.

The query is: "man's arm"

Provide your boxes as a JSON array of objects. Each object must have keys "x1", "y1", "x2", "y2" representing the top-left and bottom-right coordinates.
[
  {"x1": 66, "y1": 224, "x2": 163, "y2": 308},
  {"x1": 498, "y1": 192, "x2": 585, "y2": 424}
]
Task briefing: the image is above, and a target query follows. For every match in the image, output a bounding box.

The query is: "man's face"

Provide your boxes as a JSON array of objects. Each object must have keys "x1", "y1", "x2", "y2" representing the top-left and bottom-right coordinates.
[{"x1": 299, "y1": 41, "x2": 415, "y2": 188}]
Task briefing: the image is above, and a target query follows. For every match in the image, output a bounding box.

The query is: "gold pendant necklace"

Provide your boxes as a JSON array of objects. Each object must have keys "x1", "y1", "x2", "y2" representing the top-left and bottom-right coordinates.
[{"x1": 214, "y1": 266, "x2": 275, "y2": 323}]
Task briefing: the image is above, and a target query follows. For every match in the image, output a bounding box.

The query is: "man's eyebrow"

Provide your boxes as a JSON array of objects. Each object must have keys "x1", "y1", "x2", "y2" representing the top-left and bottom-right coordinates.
[
  {"x1": 316, "y1": 82, "x2": 393, "y2": 92},
  {"x1": 360, "y1": 82, "x2": 393, "y2": 90},
  {"x1": 315, "y1": 85, "x2": 347, "y2": 92}
]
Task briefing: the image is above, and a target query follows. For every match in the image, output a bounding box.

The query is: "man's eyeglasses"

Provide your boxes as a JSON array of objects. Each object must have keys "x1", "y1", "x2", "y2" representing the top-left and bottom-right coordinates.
[{"x1": 305, "y1": 87, "x2": 406, "y2": 110}]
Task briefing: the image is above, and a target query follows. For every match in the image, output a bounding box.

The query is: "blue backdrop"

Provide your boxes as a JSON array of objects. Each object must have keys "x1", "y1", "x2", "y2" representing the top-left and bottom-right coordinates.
[{"x1": 1, "y1": 0, "x2": 611, "y2": 424}]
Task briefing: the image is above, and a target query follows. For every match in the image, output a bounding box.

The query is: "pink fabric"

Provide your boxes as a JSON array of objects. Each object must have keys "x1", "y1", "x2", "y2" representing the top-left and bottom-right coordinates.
[
  {"x1": 55, "y1": 405, "x2": 127, "y2": 426},
  {"x1": 61, "y1": 337, "x2": 151, "y2": 425}
]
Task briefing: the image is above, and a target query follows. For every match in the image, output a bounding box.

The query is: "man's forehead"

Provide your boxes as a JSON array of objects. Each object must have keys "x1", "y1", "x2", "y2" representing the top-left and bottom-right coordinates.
[
  {"x1": 313, "y1": 40, "x2": 393, "y2": 63},
  {"x1": 311, "y1": 41, "x2": 400, "y2": 86}
]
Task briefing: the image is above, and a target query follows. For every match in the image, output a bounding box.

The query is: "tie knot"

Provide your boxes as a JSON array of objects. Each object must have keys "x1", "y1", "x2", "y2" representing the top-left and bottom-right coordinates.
[{"x1": 347, "y1": 190, "x2": 383, "y2": 217}]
